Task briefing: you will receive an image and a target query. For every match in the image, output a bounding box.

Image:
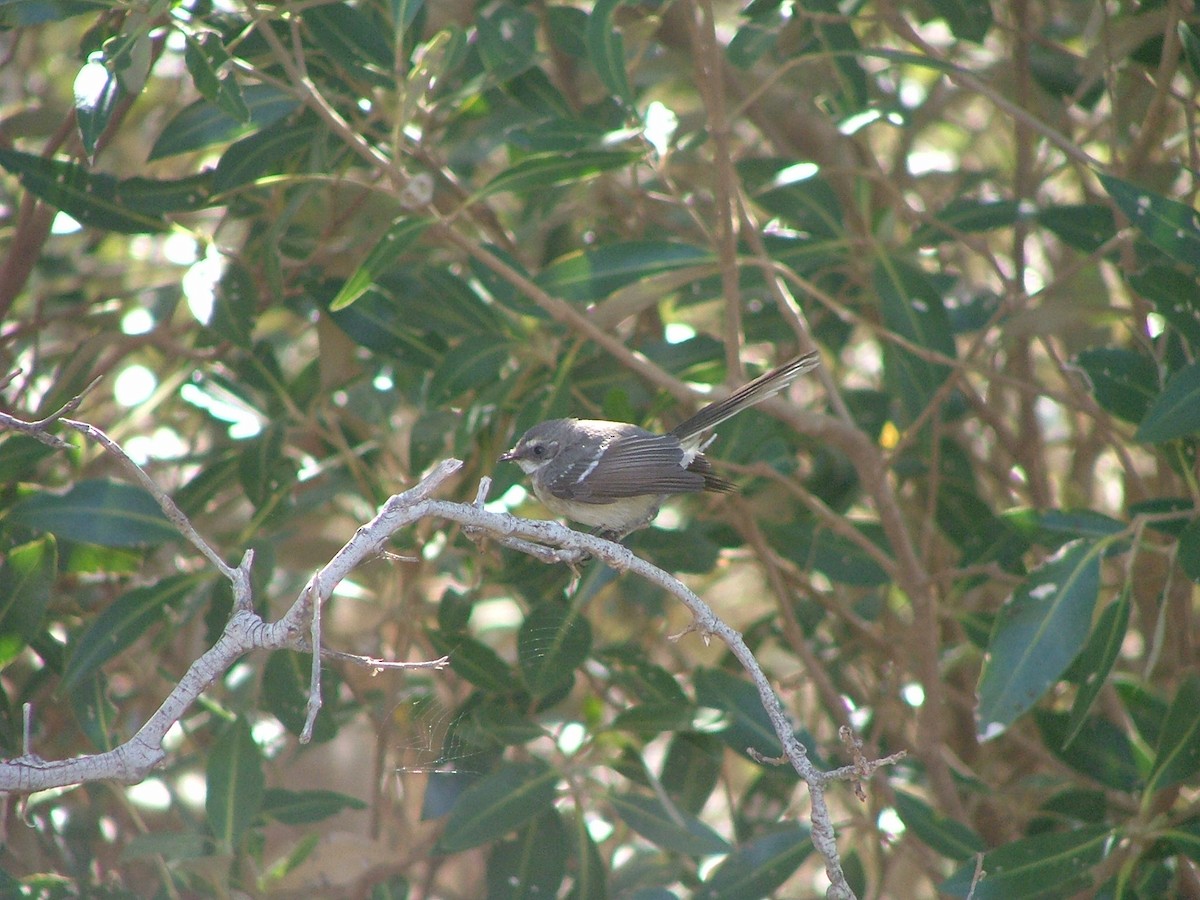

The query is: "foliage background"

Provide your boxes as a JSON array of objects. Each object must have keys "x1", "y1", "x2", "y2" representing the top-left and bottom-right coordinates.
[{"x1": 2, "y1": 0, "x2": 1200, "y2": 896}]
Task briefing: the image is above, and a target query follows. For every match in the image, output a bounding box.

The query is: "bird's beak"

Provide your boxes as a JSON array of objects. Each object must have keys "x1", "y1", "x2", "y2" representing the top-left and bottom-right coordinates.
[{"x1": 498, "y1": 447, "x2": 517, "y2": 463}]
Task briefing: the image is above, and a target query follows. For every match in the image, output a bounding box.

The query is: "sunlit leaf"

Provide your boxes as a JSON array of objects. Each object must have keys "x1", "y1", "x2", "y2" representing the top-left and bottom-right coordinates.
[
  {"x1": 475, "y1": 150, "x2": 641, "y2": 200},
  {"x1": 586, "y1": 0, "x2": 633, "y2": 108}
]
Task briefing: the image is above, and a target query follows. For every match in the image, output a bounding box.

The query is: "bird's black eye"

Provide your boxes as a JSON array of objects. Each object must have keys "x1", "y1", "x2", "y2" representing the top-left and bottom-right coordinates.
[{"x1": 530, "y1": 442, "x2": 546, "y2": 458}]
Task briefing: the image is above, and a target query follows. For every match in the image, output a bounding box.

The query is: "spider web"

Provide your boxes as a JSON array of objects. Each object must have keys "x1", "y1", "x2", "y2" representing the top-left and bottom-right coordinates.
[{"x1": 390, "y1": 617, "x2": 574, "y2": 775}]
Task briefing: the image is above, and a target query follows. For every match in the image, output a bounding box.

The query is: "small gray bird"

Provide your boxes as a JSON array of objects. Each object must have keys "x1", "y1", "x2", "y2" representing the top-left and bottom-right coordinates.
[{"x1": 499, "y1": 352, "x2": 819, "y2": 538}]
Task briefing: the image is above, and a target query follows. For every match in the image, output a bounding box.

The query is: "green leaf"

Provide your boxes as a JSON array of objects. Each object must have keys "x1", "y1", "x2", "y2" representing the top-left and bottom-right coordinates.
[
  {"x1": 566, "y1": 809, "x2": 608, "y2": 900},
  {"x1": 1100, "y1": 174, "x2": 1200, "y2": 270},
  {"x1": 928, "y1": 0, "x2": 993, "y2": 43},
  {"x1": 485, "y1": 809, "x2": 567, "y2": 899},
  {"x1": 260, "y1": 788, "x2": 367, "y2": 825},
  {"x1": 1126, "y1": 265, "x2": 1200, "y2": 350},
  {"x1": 1043, "y1": 716, "x2": 1136, "y2": 794},
  {"x1": 1135, "y1": 361, "x2": 1200, "y2": 442},
  {"x1": 0, "y1": 535, "x2": 57, "y2": 645},
  {"x1": 1036, "y1": 204, "x2": 1117, "y2": 252},
  {"x1": 1146, "y1": 673, "x2": 1200, "y2": 794},
  {"x1": 874, "y1": 256, "x2": 957, "y2": 424},
  {"x1": 694, "y1": 667, "x2": 800, "y2": 767},
  {"x1": 261, "y1": 650, "x2": 338, "y2": 743},
  {"x1": 304, "y1": 1, "x2": 392, "y2": 79},
  {"x1": 206, "y1": 718, "x2": 265, "y2": 849},
  {"x1": 322, "y1": 282, "x2": 442, "y2": 366},
  {"x1": 10, "y1": 478, "x2": 180, "y2": 547},
  {"x1": 728, "y1": 18, "x2": 780, "y2": 70},
  {"x1": 60, "y1": 573, "x2": 205, "y2": 691},
  {"x1": 795, "y1": 0, "x2": 868, "y2": 114},
  {"x1": 427, "y1": 629, "x2": 515, "y2": 693},
  {"x1": 536, "y1": 240, "x2": 714, "y2": 303},
  {"x1": 71, "y1": 672, "x2": 119, "y2": 751},
  {"x1": 477, "y1": 3, "x2": 537, "y2": 82},
  {"x1": 428, "y1": 334, "x2": 512, "y2": 404},
  {"x1": 610, "y1": 791, "x2": 731, "y2": 856},
  {"x1": 114, "y1": 171, "x2": 217, "y2": 215},
  {"x1": 329, "y1": 217, "x2": 431, "y2": 311},
  {"x1": 977, "y1": 540, "x2": 1102, "y2": 738},
  {"x1": 183, "y1": 32, "x2": 249, "y2": 123},
  {"x1": 1180, "y1": 21, "x2": 1200, "y2": 81},
  {"x1": 1062, "y1": 590, "x2": 1131, "y2": 748},
  {"x1": 518, "y1": 603, "x2": 591, "y2": 699},
  {"x1": 475, "y1": 149, "x2": 642, "y2": 200},
  {"x1": 409, "y1": 268, "x2": 502, "y2": 337},
  {"x1": 212, "y1": 121, "x2": 320, "y2": 193},
  {"x1": 660, "y1": 733, "x2": 722, "y2": 815},
  {"x1": 893, "y1": 791, "x2": 985, "y2": 860},
  {"x1": 149, "y1": 83, "x2": 298, "y2": 160},
  {"x1": 914, "y1": 198, "x2": 1021, "y2": 244},
  {"x1": 737, "y1": 158, "x2": 844, "y2": 238},
  {"x1": 940, "y1": 825, "x2": 1112, "y2": 898},
  {"x1": 586, "y1": 0, "x2": 633, "y2": 108},
  {"x1": 1179, "y1": 518, "x2": 1200, "y2": 582},
  {"x1": 119, "y1": 831, "x2": 209, "y2": 863},
  {"x1": 0, "y1": 148, "x2": 167, "y2": 233},
  {"x1": 1074, "y1": 347, "x2": 1159, "y2": 424},
  {"x1": 73, "y1": 59, "x2": 121, "y2": 158},
  {"x1": 438, "y1": 759, "x2": 559, "y2": 852},
  {"x1": 611, "y1": 702, "x2": 696, "y2": 735},
  {"x1": 698, "y1": 824, "x2": 812, "y2": 900}
]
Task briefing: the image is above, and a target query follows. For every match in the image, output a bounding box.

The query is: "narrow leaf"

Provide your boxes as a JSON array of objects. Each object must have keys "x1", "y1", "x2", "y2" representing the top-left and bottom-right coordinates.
[
  {"x1": 940, "y1": 825, "x2": 1112, "y2": 898},
  {"x1": 1134, "y1": 362, "x2": 1200, "y2": 443},
  {"x1": 518, "y1": 603, "x2": 591, "y2": 699},
  {"x1": 586, "y1": 0, "x2": 633, "y2": 108},
  {"x1": 260, "y1": 788, "x2": 367, "y2": 825},
  {"x1": 438, "y1": 759, "x2": 559, "y2": 852},
  {"x1": 698, "y1": 825, "x2": 812, "y2": 900},
  {"x1": 329, "y1": 217, "x2": 430, "y2": 311},
  {"x1": 475, "y1": 150, "x2": 641, "y2": 200},
  {"x1": 610, "y1": 792, "x2": 731, "y2": 856},
  {"x1": 149, "y1": 83, "x2": 298, "y2": 159},
  {"x1": 1100, "y1": 174, "x2": 1200, "y2": 270},
  {"x1": 1146, "y1": 673, "x2": 1200, "y2": 794},
  {"x1": 977, "y1": 540, "x2": 1102, "y2": 738},
  {"x1": 477, "y1": 3, "x2": 537, "y2": 82},
  {"x1": 873, "y1": 256, "x2": 956, "y2": 424},
  {"x1": 893, "y1": 791, "x2": 985, "y2": 861},
  {"x1": 1062, "y1": 591, "x2": 1131, "y2": 748},
  {"x1": 485, "y1": 810, "x2": 568, "y2": 899},
  {"x1": 0, "y1": 535, "x2": 57, "y2": 645},
  {"x1": 10, "y1": 478, "x2": 179, "y2": 547},
  {"x1": 212, "y1": 122, "x2": 319, "y2": 193},
  {"x1": 0, "y1": 148, "x2": 166, "y2": 233},
  {"x1": 60, "y1": 573, "x2": 205, "y2": 690},
  {"x1": 74, "y1": 58, "x2": 121, "y2": 158},
  {"x1": 183, "y1": 32, "x2": 249, "y2": 122},
  {"x1": 206, "y1": 718, "x2": 265, "y2": 849}
]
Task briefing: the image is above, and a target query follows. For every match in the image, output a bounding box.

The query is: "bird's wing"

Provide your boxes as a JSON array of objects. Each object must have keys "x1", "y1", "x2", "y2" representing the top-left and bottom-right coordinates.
[{"x1": 543, "y1": 434, "x2": 707, "y2": 501}]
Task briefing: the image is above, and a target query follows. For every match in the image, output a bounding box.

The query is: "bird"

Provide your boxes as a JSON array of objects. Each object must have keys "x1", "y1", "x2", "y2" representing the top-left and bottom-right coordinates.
[{"x1": 499, "y1": 352, "x2": 819, "y2": 538}]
